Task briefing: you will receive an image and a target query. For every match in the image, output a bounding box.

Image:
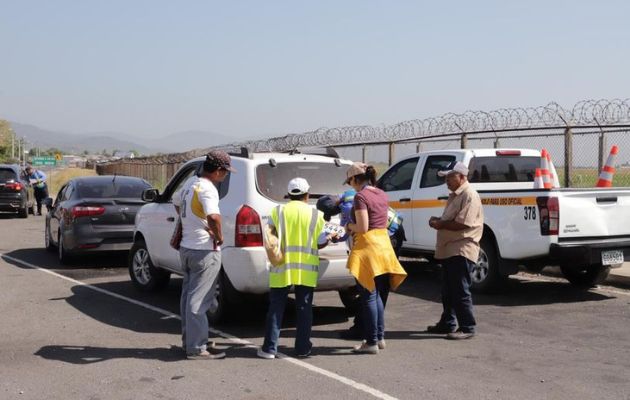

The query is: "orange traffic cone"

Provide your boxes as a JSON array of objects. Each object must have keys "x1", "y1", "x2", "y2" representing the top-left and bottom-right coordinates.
[
  {"x1": 540, "y1": 149, "x2": 552, "y2": 189},
  {"x1": 533, "y1": 168, "x2": 544, "y2": 189},
  {"x1": 546, "y1": 152, "x2": 561, "y2": 188},
  {"x1": 596, "y1": 145, "x2": 619, "y2": 187}
]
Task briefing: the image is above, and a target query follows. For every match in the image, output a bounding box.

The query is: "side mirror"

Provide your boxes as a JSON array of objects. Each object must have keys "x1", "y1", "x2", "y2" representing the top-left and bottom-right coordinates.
[{"x1": 142, "y1": 188, "x2": 160, "y2": 202}]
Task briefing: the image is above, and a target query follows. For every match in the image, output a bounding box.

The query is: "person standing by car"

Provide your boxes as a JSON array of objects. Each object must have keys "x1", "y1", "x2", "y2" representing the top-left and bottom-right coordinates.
[
  {"x1": 25, "y1": 165, "x2": 48, "y2": 215},
  {"x1": 344, "y1": 162, "x2": 407, "y2": 354},
  {"x1": 428, "y1": 161, "x2": 483, "y2": 340},
  {"x1": 257, "y1": 177, "x2": 334, "y2": 359},
  {"x1": 173, "y1": 150, "x2": 235, "y2": 360}
]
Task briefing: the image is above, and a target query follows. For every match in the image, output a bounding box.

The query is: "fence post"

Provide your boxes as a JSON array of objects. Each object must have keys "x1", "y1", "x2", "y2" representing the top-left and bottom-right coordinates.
[
  {"x1": 494, "y1": 138, "x2": 500, "y2": 148},
  {"x1": 564, "y1": 127, "x2": 573, "y2": 187},
  {"x1": 388, "y1": 143, "x2": 395, "y2": 166},
  {"x1": 416, "y1": 142, "x2": 422, "y2": 154},
  {"x1": 598, "y1": 132, "x2": 606, "y2": 174},
  {"x1": 460, "y1": 134, "x2": 468, "y2": 149},
  {"x1": 362, "y1": 145, "x2": 367, "y2": 163}
]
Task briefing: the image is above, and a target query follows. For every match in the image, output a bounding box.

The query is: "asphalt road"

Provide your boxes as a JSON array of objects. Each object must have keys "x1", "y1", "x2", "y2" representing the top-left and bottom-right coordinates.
[{"x1": 1, "y1": 214, "x2": 629, "y2": 400}]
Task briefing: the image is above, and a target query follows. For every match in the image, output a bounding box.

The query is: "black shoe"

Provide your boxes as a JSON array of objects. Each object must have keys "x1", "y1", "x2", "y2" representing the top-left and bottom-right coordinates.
[
  {"x1": 295, "y1": 350, "x2": 311, "y2": 358},
  {"x1": 426, "y1": 323, "x2": 456, "y2": 334},
  {"x1": 339, "y1": 327, "x2": 363, "y2": 340}
]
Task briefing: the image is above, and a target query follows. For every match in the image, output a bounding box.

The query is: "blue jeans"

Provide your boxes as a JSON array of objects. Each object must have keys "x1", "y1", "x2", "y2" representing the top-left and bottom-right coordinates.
[
  {"x1": 262, "y1": 285, "x2": 314, "y2": 355},
  {"x1": 179, "y1": 248, "x2": 221, "y2": 354},
  {"x1": 359, "y1": 274, "x2": 390, "y2": 346},
  {"x1": 439, "y1": 256, "x2": 477, "y2": 333}
]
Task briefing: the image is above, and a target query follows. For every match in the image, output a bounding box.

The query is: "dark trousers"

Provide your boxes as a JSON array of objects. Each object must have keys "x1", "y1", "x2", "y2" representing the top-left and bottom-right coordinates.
[
  {"x1": 359, "y1": 274, "x2": 390, "y2": 345},
  {"x1": 262, "y1": 285, "x2": 314, "y2": 355},
  {"x1": 439, "y1": 256, "x2": 476, "y2": 333},
  {"x1": 34, "y1": 186, "x2": 48, "y2": 214}
]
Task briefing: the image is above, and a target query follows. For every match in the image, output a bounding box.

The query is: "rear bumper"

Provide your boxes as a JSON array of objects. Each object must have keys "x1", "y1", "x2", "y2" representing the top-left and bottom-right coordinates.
[
  {"x1": 550, "y1": 239, "x2": 630, "y2": 268},
  {"x1": 221, "y1": 246, "x2": 355, "y2": 294},
  {"x1": 0, "y1": 195, "x2": 25, "y2": 211},
  {"x1": 65, "y1": 224, "x2": 135, "y2": 252}
]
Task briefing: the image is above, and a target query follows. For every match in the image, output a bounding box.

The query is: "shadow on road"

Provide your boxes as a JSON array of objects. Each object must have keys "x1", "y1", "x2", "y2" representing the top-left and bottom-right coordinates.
[
  {"x1": 3, "y1": 248, "x2": 128, "y2": 273},
  {"x1": 35, "y1": 345, "x2": 184, "y2": 364}
]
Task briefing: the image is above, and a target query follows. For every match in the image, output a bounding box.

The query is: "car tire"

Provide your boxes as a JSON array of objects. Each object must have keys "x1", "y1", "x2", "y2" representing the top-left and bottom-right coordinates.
[
  {"x1": 206, "y1": 270, "x2": 234, "y2": 325},
  {"x1": 338, "y1": 286, "x2": 361, "y2": 313},
  {"x1": 18, "y1": 206, "x2": 28, "y2": 219},
  {"x1": 560, "y1": 264, "x2": 611, "y2": 287},
  {"x1": 128, "y1": 239, "x2": 171, "y2": 292},
  {"x1": 28, "y1": 203, "x2": 35, "y2": 215},
  {"x1": 471, "y1": 236, "x2": 505, "y2": 293},
  {"x1": 58, "y1": 230, "x2": 72, "y2": 264},
  {"x1": 45, "y1": 221, "x2": 55, "y2": 252}
]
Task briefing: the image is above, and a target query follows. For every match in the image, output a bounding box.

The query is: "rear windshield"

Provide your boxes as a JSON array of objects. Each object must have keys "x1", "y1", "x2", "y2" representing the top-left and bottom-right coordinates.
[
  {"x1": 76, "y1": 179, "x2": 151, "y2": 199},
  {"x1": 0, "y1": 168, "x2": 17, "y2": 183},
  {"x1": 468, "y1": 156, "x2": 539, "y2": 183},
  {"x1": 256, "y1": 162, "x2": 349, "y2": 202}
]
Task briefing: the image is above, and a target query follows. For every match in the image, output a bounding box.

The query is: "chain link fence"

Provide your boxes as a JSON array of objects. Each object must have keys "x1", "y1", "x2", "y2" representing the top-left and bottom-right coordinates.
[{"x1": 96, "y1": 99, "x2": 630, "y2": 188}]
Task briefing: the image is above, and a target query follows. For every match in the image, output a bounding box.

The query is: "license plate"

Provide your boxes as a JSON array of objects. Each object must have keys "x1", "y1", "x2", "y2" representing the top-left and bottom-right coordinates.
[{"x1": 601, "y1": 250, "x2": 624, "y2": 266}]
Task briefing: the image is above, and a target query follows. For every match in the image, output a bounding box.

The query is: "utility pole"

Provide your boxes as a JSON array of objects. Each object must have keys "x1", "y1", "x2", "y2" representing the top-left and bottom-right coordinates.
[{"x1": 11, "y1": 130, "x2": 15, "y2": 160}]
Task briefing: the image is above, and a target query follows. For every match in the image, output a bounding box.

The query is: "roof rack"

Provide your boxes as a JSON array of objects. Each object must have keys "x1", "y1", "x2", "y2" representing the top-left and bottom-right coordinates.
[
  {"x1": 285, "y1": 147, "x2": 340, "y2": 158},
  {"x1": 228, "y1": 147, "x2": 253, "y2": 159}
]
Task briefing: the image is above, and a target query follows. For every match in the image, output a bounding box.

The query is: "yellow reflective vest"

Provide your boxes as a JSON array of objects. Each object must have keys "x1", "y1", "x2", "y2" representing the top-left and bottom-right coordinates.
[{"x1": 269, "y1": 201, "x2": 324, "y2": 288}]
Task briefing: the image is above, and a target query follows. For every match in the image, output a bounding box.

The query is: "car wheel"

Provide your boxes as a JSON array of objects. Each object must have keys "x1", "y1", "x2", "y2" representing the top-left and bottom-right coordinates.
[
  {"x1": 206, "y1": 270, "x2": 234, "y2": 325},
  {"x1": 18, "y1": 206, "x2": 28, "y2": 219},
  {"x1": 338, "y1": 285, "x2": 361, "y2": 313},
  {"x1": 560, "y1": 264, "x2": 611, "y2": 287},
  {"x1": 471, "y1": 236, "x2": 505, "y2": 293},
  {"x1": 128, "y1": 239, "x2": 171, "y2": 292},
  {"x1": 58, "y1": 230, "x2": 72, "y2": 264},
  {"x1": 28, "y1": 203, "x2": 35, "y2": 215},
  {"x1": 45, "y1": 221, "x2": 55, "y2": 252}
]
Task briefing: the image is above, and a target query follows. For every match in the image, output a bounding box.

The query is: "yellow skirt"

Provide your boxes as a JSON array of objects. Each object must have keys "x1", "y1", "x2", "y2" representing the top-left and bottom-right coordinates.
[{"x1": 347, "y1": 229, "x2": 407, "y2": 292}]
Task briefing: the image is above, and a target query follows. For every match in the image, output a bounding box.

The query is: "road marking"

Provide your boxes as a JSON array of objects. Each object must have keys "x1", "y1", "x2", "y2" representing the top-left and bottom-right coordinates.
[{"x1": 0, "y1": 254, "x2": 398, "y2": 400}]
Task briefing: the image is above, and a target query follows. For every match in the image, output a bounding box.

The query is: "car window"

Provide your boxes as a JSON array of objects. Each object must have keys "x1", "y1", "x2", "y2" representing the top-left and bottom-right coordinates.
[
  {"x1": 377, "y1": 157, "x2": 419, "y2": 192},
  {"x1": 256, "y1": 162, "x2": 348, "y2": 202},
  {"x1": 165, "y1": 165, "x2": 199, "y2": 202},
  {"x1": 54, "y1": 185, "x2": 68, "y2": 206},
  {"x1": 76, "y1": 179, "x2": 151, "y2": 198},
  {"x1": 0, "y1": 168, "x2": 17, "y2": 183},
  {"x1": 468, "y1": 156, "x2": 538, "y2": 183},
  {"x1": 420, "y1": 155, "x2": 456, "y2": 188},
  {"x1": 63, "y1": 184, "x2": 75, "y2": 200}
]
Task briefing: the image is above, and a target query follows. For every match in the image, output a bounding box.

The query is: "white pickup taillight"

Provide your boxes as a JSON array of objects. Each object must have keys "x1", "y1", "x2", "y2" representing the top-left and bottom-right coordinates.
[
  {"x1": 235, "y1": 205, "x2": 263, "y2": 247},
  {"x1": 537, "y1": 196, "x2": 559, "y2": 235}
]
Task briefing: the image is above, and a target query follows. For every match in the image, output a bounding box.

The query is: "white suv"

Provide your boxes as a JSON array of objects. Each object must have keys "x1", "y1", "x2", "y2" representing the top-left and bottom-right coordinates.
[{"x1": 128, "y1": 149, "x2": 357, "y2": 322}]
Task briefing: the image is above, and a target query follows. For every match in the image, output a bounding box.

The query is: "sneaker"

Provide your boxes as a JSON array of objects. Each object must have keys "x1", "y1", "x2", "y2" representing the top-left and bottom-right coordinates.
[
  {"x1": 257, "y1": 348, "x2": 275, "y2": 359},
  {"x1": 186, "y1": 350, "x2": 226, "y2": 360},
  {"x1": 377, "y1": 339, "x2": 386, "y2": 350},
  {"x1": 446, "y1": 331, "x2": 475, "y2": 340},
  {"x1": 352, "y1": 342, "x2": 379, "y2": 354},
  {"x1": 426, "y1": 323, "x2": 456, "y2": 334}
]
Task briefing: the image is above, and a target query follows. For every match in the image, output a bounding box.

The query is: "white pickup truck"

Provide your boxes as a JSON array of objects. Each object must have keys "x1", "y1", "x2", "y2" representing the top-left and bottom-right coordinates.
[{"x1": 377, "y1": 148, "x2": 630, "y2": 291}]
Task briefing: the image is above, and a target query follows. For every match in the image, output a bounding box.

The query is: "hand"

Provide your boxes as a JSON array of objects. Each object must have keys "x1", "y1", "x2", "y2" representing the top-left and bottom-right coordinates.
[{"x1": 429, "y1": 217, "x2": 441, "y2": 229}]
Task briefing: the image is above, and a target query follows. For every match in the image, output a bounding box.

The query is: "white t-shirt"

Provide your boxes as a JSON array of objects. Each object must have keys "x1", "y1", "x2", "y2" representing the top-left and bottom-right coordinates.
[{"x1": 173, "y1": 176, "x2": 221, "y2": 251}]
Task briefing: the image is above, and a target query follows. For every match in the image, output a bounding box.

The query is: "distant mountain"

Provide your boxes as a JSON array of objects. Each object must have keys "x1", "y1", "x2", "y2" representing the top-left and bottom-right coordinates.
[{"x1": 9, "y1": 123, "x2": 233, "y2": 156}]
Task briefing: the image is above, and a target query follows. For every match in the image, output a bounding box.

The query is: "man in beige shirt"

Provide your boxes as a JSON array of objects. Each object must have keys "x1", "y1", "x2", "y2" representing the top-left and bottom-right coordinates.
[{"x1": 428, "y1": 161, "x2": 483, "y2": 340}]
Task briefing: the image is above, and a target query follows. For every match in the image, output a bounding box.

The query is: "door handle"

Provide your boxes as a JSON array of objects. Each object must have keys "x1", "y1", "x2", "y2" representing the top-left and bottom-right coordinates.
[
  {"x1": 399, "y1": 198, "x2": 411, "y2": 202},
  {"x1": 437, "y1": 196, "x2": 448, "y2": 200},
  {"x1": 166, "y1": 217, "x2": 175, "y2": 222}
]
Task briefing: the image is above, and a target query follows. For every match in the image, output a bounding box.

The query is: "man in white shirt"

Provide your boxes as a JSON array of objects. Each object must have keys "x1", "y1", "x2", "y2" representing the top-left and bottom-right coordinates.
[{"x1": 173, "y1": 150, "x2": 235, "y2": 360}]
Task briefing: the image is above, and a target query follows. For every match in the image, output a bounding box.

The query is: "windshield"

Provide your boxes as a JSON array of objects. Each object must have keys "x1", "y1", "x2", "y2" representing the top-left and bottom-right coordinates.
[
  {"x1": 256, "y1": 162, "x2": 350, "y2": 202},
  {"x1": 76, "y1": 179, "x2": 151, "y2": 199}
]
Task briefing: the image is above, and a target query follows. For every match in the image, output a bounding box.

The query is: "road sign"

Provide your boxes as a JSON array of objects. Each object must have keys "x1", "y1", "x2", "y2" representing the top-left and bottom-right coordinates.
[
  {"x1": 31, "y1": 156, "x2": 57, "y2": 166},
  {"x1": 55, "y1": 153, "x2": 63, "y2": 161}
]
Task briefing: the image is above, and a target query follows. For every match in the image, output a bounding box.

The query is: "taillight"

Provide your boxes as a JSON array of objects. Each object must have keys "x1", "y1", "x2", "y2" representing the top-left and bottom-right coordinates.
[
  {"x1": 235, "y1": 205, "x2": 263, "y2": 247},
  {"x1": 496, "y1": 150, "x2": 521, "y2": 156},
  {"x1": 5, "y1": 182, "x2": 23, "y2": 191},
  {"x1": 71, "y1": 206, "x2": 105, "y2": 218},
  {"x1": 536, "y1": 196, "x2": 559, "y2": 235}
]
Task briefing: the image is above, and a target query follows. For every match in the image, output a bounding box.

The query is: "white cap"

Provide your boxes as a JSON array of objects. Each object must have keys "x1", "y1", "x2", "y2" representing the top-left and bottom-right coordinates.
[
  {"x1": 287, "y1": 177, "x2": 310, "y2": 195},
  {"x1": 437, "y1": 161, "x2": 469, "y2": 177}
]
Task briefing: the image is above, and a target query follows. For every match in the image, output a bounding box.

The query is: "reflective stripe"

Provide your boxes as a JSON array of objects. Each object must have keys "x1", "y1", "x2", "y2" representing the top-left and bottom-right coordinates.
[
  {"x1": 304, "y1": 208, "x2": 319, "y2": 255},
  {"x1": 270, "y1": 263, "x2": 319, "y2": 274},
  {"x1": 285, "y1": 246, "x2": 318, "y2": 256}
]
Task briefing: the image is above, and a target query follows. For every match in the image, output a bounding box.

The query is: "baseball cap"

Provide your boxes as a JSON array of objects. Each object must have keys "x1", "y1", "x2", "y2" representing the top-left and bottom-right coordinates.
[
  {"x1": 316, "y1": 195, "x2": 341, "y2": 221},
  {"x1": 288, "y1": 177, "x2": 310, "y2": 195},
  {"x1": 344, "y1": 162, "x2": 367, "y2": 184},
  {"x1": 204, "y1": 150, "x2": 236, "y2": 172},
  {"x1": 437, "y1": 161, "x2": 469, "y2": 177}
]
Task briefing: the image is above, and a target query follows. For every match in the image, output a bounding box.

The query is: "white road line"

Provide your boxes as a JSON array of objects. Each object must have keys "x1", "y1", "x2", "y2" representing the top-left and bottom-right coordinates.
[{"x1": 0, "y1": 254, "x2": 398, "y2": 400}]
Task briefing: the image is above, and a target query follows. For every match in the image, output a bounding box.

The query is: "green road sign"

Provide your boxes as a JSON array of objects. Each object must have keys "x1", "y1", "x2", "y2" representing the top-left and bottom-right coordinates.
[{"x1": 31, "y1": 156, "x2": 57, "y2": 166}]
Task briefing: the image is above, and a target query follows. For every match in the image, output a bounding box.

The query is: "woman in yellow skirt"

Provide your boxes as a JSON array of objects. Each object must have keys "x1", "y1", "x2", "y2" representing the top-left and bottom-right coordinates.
[{"x1": 344, "y1": 162, "x2": 407, "y2": 354}]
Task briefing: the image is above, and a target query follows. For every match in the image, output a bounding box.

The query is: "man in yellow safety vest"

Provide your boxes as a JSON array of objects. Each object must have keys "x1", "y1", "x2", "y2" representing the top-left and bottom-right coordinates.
[{"x1": 257, "y1": 177, "x2": 335, "y2": 359}]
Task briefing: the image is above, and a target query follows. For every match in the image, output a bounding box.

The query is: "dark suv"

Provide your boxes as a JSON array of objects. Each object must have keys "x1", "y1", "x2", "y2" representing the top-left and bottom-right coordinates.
[{"x1": 0, "y1": 164, "x2": 35, "y2": 218}]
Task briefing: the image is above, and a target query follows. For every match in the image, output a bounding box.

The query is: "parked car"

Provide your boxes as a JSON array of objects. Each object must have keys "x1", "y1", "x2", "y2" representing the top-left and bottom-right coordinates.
[
  {"x1": 45, "y1": 175, "x2": 152, "y2": 263},
  {"x1": 0, "y1": 164, "x2": 35, "y2": 218},
  {"x1": 129, "y1": 149, "x2": 356, "y2": 322}
]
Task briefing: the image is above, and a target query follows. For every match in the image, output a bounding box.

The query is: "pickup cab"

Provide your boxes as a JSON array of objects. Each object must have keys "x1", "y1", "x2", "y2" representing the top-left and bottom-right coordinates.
[{"x1": 378, "y1": 148, "x2": 630, "y2": 291}]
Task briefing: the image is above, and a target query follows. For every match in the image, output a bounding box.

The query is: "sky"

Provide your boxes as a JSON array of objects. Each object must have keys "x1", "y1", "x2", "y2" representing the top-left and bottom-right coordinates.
[{"x1": 1, "y1": 0, "x2": 629, "y2": 139}]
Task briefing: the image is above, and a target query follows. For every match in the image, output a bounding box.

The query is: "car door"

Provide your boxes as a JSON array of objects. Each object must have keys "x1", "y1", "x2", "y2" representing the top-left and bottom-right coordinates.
[
  {"x1": 148, "y1": 163, "x2": 199, "y2": 270},
  {"x1": 412, "y1": 154, "x2": 457, "y2": 250},
  {"x1": 377, "y1": 156, "x2": 422, "y2": 245},
  {"x1": 49, "y1": 184, "x2": 70, "y2": 245}
]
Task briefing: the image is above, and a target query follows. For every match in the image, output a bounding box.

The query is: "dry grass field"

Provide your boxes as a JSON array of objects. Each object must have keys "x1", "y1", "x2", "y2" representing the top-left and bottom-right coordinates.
[{"x1": 48, "y1": 167, "x2": 97, "y2": 197}]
